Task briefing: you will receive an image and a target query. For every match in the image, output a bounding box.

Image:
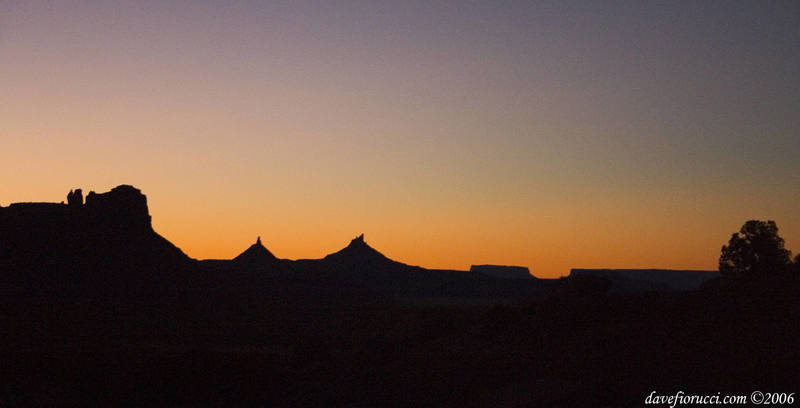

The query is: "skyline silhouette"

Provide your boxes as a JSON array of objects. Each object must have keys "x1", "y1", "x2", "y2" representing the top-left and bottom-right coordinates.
[
  {"x1": 2, "y1": 2, "x2": 798, "y2": 404},
  {"x1": 1, "y1": 185, "x2": 731, "y2": 283},
  {"x1": 2, "y1": 186, "x2": 798, "y2": 406},
  {"x1": 2, "y1": 1, "x2": 799, "y2": 277}
]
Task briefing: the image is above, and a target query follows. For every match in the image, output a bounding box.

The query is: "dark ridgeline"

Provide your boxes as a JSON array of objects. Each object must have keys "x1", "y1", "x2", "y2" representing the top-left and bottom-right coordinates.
[
  {"x1": 1, "y1": 186, "x2": 799, "y2": 407},
  {"x1": 568, "y1": 269, "x2": 719, "y2": 292},
  {"x1": 202, "y1": 231, "x2": 553, "y2": 300},
  {"x1": 291, "y1": 233, "x2": 547, "y2": 297}
]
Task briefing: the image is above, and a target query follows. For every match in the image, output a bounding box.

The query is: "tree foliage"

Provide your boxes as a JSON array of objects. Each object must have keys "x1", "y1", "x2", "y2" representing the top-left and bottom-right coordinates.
[{"x1": 719, "y1": 220, "x2": 792, "y2": 278}]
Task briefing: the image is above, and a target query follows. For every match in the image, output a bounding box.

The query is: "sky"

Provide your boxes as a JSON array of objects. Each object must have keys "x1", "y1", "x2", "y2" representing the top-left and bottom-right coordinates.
[{"x1": 2, "y1": 1, "x2": 799, "y2": 277}]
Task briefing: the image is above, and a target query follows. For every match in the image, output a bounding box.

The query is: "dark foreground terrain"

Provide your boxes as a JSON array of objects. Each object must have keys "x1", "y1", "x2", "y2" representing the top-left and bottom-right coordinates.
[
  {"x1": 3, "y1": 277, "x2": 799, "y2": 407},
  {"x1": 2, "y1": 186, "x2": 798, "y2": 406}
]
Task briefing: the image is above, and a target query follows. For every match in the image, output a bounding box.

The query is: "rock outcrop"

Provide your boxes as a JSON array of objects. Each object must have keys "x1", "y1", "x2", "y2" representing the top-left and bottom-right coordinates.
[
  {"x1": 233, "y1": 236, "x2": 278, "y2": 265},
  {"x1": 321, "y1": 234, "x2": 395, "y2": 266},
  {"x1": 67, "y1": 188, "x2": 83, "y2": 206},
  {"x1": 84, "y1": 185, "x2": 151, "y2": 229},
  {"x1": 0, "y1": 185, "x2": 192, "y2": 291}
]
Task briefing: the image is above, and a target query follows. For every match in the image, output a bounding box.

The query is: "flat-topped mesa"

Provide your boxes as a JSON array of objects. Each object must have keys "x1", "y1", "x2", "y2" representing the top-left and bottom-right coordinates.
[
  {"x1": 470, "y1": 264, "x2": 535, "y2": 279},
  {"x1": 1, "y1": 185, "x2": 191, "y2": 289},
  {"x1": 2, "y1": 185, "x2": 152, "y2": 231}
]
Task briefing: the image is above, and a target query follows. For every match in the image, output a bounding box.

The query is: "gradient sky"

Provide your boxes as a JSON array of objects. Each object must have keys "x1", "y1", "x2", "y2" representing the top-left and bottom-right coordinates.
[{"x1": 2, "y1": 1, "x2": 799, "y2": 277}]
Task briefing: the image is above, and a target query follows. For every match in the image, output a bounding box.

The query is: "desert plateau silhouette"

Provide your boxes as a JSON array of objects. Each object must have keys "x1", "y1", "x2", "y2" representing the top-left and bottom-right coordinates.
[{"x1": 2, "y1": 185, "x2": 799, "y2": 406}]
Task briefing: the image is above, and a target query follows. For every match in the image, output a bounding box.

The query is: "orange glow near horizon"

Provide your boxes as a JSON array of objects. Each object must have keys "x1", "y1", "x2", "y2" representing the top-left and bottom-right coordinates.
[
  {"x1": 2, "y1": 182, "x2": 798, "y2": 278},
  {"x1": 2, "y1": 2, "x2": 799, "y2": 277}
]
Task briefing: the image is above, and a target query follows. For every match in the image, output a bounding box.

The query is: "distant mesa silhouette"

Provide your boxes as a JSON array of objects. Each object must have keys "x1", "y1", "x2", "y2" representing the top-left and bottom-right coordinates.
[
  {"x1": 470, "y1": 264, "x2": 535, "y2": 279},
  {"x1": 233, "y1": 235, "x2": 278, "y2": 264}
]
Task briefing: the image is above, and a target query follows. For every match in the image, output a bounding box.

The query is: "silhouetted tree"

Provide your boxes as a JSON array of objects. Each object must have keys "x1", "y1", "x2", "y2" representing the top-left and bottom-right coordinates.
[{"x1": 719, "y1": 220, "x2": 792, "y2": 278}]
